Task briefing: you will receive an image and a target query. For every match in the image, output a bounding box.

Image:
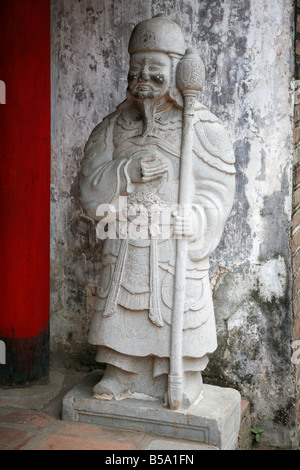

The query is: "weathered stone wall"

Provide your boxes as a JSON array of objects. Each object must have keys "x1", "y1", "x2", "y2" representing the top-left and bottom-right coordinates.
[
  {"x1": 293, "y1": 0, "x2": 300, "y2": 448},
  {"x1": 50, "y1": 0, "x2": 297, "y2": 446}
]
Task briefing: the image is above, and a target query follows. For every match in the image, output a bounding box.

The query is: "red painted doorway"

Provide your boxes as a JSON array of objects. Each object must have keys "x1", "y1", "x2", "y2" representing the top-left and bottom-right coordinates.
[{"x1": 0, "y1": 0, "x2": 51, "y2": 385}]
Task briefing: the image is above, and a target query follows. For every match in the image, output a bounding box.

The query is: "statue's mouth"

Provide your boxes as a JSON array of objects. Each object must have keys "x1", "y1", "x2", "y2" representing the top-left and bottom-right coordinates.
[
  {"x1": 136, "y1": 84, "x2": 152, "y2": 91},
  {"x1": 134, "y1": 82, "x2": 161, "y2": 93}
]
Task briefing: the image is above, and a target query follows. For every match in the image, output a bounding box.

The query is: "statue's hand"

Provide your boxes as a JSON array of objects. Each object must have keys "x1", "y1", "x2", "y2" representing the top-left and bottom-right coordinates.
[
  {"x1": 128, "y1": 153, "x2": 168, "y2": 183},
  {"x1": 128, "y1": 158, "x2": 144, "y2": 183},
  {"x1": 140, "y1": 155, "x2": 168, "y2": 183},
  {"x1": 173, "y1": 208, "x2": 197, "y2": 241}
]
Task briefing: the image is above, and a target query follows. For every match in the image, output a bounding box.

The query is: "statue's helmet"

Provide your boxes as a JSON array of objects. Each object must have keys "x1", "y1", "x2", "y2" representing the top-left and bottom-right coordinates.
[{"x1": 128, "y1": 14, "x2": 186, "y2": 58}]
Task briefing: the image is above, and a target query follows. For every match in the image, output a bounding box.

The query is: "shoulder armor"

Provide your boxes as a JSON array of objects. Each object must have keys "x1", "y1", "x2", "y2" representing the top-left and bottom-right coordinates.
[
  {"x1": 83, "y1": 110, "x2": 119, "y2": 156},
  {"x1": 193, "y1": 107, "x2": 236, "y2": 174},
  {"x1": 81, "y1": 111, "x2": 119, "y2": 175}
]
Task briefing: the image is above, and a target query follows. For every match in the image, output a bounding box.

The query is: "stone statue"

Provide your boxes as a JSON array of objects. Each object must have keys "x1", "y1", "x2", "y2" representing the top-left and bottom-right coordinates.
[{"x1": 79, "y1": 15, "x2": 235, "y2": 409}]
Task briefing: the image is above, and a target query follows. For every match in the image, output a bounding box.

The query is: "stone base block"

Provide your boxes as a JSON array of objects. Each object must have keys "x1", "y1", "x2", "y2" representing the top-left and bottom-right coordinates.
[{"x1": 62, "y1": 370, "x2": 241, "y2": 450}]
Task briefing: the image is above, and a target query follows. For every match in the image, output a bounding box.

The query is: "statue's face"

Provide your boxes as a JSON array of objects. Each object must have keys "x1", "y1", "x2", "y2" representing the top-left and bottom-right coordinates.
[{"x1": 128, "y1": 52, "x2": 171, "y2": 100}]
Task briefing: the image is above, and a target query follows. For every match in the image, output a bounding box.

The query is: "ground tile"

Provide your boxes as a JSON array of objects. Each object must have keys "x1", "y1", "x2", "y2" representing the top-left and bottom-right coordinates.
[
  {"x1": 2, "y1": 410, "x2": 54, "y2": 428},
  {"x1": 34, "y1": 434, "x2": 137, "y2": 451},
  {"x1": 0, "y1": 425, "x2": 34, "y2": 450}
]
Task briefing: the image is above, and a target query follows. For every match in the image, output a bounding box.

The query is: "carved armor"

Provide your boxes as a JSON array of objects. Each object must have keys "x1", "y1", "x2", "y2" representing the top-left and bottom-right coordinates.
[{"x1": 79, "y1": 99, "x2": 235, "y2": 366}]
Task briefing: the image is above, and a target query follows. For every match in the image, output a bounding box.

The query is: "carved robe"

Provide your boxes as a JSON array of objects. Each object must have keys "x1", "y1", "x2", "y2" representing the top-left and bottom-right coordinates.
[{"x1": 79, "y1": 99, "x2": 235, "y2": 376}]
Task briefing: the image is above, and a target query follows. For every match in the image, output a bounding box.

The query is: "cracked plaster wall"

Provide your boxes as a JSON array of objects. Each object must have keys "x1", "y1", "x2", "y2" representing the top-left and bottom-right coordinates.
[{"x1": 50, "y1": 0, "x2": 296, "y2": 446}]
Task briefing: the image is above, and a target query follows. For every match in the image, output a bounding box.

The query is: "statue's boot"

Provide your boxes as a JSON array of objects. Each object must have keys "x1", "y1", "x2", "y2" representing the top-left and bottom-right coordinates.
[
  {"x1": 93, "y1": 358, "x2": 204, "y2": 408},
  {"x1": 93, "y1": 364, "x2": 134, "y2": 398},
  {"x1": 181, "y1": 371, "x2": 204, "y2": 408}
]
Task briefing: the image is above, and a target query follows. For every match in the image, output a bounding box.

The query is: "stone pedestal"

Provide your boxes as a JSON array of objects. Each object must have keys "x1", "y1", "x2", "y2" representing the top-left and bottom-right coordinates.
[{"x1": 62, "y1": 370, "x2": 241, "y2": 450}]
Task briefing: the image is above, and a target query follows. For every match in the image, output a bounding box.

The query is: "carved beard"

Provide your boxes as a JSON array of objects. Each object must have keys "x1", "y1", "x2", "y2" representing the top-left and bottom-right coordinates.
[
  {"x1": 136, "y1": 99, "x2": 156, "y2": 137},
  {"x1": 128, "y1": 73, "x2": 170, "y2": 137}
]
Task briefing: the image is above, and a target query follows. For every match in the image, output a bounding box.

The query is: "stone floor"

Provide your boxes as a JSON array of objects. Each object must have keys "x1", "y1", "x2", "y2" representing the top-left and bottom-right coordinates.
[{"x1": 0, "y1": 356, "x2": 256, "y2": 451}]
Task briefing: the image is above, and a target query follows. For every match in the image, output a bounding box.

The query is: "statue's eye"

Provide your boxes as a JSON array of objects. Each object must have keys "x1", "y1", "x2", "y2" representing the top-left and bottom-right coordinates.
[
  {"x1": 149, "y1": 65, "x2": 159, "y2": 72},
  {"x1": 130, "y1": 64, "x2": 141, "y2": 72}
]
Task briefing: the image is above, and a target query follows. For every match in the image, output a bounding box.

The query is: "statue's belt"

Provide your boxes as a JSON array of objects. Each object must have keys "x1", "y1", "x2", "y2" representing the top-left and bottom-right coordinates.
[{"x1": 102, "y1": 192, "x2": 168, "y2": 326}]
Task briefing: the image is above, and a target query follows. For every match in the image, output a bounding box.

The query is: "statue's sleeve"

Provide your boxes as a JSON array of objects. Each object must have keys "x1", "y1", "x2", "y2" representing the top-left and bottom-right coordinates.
[
  {"x1": 79, "y1": 113, "x2": 130, "y2": 220},
  {"x1": 188, "y1": 115, "x2": 236, "y2": 265}
]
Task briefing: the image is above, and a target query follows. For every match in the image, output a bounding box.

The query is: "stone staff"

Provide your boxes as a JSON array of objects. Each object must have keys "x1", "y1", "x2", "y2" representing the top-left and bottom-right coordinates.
[{"x1": 168, "y1": 48, "x2": 205, "y2": 410}]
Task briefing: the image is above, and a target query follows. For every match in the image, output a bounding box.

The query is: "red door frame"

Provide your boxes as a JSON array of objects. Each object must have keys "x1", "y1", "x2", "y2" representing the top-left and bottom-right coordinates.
[{"x1": 0, "y1": 0, "x2": 50, "y2": 385}]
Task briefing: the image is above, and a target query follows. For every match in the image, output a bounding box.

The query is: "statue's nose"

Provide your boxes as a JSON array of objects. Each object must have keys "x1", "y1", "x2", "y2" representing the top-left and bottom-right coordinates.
[{"x1": 138, "y1": 67, "x2": 149, "y2": 81}]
